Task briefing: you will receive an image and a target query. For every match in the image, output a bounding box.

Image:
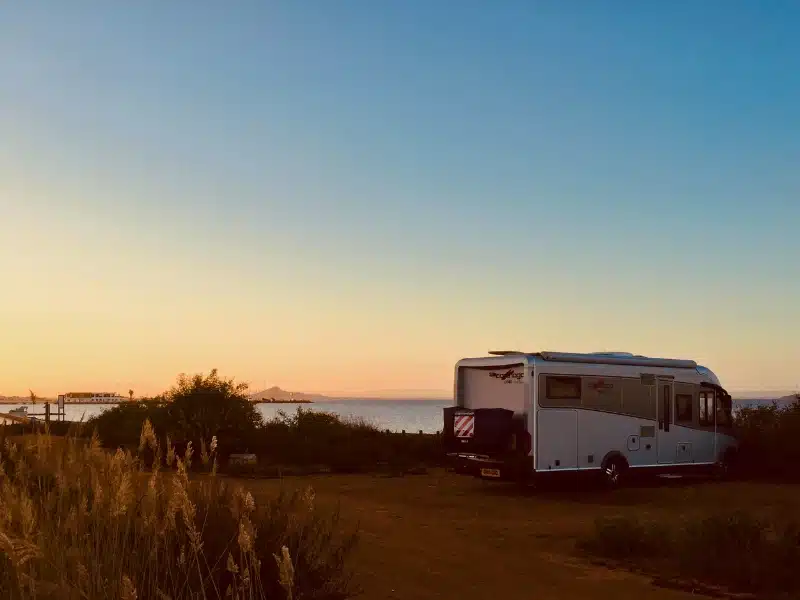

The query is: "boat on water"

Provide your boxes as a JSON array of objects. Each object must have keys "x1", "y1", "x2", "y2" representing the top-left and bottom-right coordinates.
[{"x1": 8, "y1": 406, "x2": 28, "y2": 417}]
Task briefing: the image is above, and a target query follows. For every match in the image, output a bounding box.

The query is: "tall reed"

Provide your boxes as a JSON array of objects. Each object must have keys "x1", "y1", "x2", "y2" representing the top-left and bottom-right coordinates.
[{"x1": 0, "y1": 422, "x2": 358, "y2": 599}]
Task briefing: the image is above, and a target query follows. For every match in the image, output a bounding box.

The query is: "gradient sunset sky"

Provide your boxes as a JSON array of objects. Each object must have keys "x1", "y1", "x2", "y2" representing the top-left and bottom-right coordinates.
[{"x1": 1, "y1": 2, "x2": 798, "y2": 398}]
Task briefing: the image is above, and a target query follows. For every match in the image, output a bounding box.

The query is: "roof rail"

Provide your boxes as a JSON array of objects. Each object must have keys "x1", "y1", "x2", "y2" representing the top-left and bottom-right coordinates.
[
  {"x1": 538, "y1": 351, "x2": 697, "y2": 369},
  {"x1": 488, "y1": 350, "x2": 528, "y2": 356}
]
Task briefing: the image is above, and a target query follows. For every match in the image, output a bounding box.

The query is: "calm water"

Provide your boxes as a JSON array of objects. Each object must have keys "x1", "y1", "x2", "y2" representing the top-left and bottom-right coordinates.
[
  {"x1": 257, "y1": 400, "x2": 451, "y2": 433},
  {"x1": 1, "y1": 397, "x2": 793, "y2": 431},
  {"x1": 1, "y1": 399, "x2": 452, "y2": 433}
]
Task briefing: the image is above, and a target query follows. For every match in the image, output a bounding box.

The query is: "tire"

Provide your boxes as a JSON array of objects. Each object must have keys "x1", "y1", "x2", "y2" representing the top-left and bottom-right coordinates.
[
  {"x1": 713, "y1": 448, "x2": 737, "y2": 481},
  {"x1": 513, "y1": 467, "x2": 533, "y2": 490},
  {"x1": 601, "y1": 457, "x2": 627, "y2": 489}
]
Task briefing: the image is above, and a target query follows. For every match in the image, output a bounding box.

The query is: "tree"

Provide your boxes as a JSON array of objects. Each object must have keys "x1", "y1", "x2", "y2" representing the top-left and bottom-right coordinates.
[
  {"x1": 164, "y1": 369, "x2": 263, "y2": 451},
  {"x1": 29, "y1": 389, "x2": 37, "y2": 405},
  {"x1": 129, "y1": 389, "x2": 134, "y2": 401}
]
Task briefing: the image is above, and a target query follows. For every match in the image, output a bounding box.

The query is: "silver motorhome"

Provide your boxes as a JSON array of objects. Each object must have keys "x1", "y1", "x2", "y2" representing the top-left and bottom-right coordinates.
[{"x1": 443, "y1": 351, "x2": 736, "y2": 486}]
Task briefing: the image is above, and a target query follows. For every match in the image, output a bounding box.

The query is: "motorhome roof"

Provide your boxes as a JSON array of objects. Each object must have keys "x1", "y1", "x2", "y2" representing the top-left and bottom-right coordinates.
[{"x1": 487, "y1": 350, "x2": 698, "y2": 369}]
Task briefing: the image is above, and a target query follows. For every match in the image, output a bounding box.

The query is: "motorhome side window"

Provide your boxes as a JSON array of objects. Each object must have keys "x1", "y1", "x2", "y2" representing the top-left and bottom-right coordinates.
[
  {"x1": 545, "y1": 376, "x2": 582, "y2": 400},
  {"x1": 675, "y1": 393, "x2": 693, "y2": 423},
  {"x1": 698, "y1": 391, "x2": 715, "y2": 426}
]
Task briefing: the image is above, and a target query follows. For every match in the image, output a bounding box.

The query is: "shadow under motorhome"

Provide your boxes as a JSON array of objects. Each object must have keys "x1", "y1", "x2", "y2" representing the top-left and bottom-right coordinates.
[{"x1": 442, "y1": 351, "x2": 736, "y2": 487}]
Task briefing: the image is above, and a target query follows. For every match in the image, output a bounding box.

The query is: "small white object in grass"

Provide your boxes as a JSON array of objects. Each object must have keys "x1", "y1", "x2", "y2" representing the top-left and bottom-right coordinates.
[{"x1": 229, "y1": 453, "x2": 258, "y2": 466}]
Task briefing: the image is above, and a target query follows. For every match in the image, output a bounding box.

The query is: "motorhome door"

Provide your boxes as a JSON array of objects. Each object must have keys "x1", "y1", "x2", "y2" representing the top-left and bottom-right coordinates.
[{"x1": 657, "y1": 379, "x2": 678, "y2": 463}]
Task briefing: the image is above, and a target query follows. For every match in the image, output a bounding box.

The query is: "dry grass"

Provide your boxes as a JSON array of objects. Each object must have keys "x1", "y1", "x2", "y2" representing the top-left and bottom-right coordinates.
[
  {"x1": 582, "y1": 510, "x2": 800, "y2": 596},
  {"x1": 0, "y1": 423, "x2": 358, "y2": 600},
  {"x1": 241, "y1": 471, "x2": 800, "y2": 600}
]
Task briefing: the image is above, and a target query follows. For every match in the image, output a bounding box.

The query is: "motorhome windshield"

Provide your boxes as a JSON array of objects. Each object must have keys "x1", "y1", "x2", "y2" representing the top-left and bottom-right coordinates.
[{"x1": 717, "y1": 391, "x2": 733, "y2": 428}]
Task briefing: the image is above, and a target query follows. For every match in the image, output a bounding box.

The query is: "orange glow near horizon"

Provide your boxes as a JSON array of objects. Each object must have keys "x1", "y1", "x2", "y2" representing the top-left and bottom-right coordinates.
[{"x1": 1, "y1": 196, "x2": 797, "y2": 399}]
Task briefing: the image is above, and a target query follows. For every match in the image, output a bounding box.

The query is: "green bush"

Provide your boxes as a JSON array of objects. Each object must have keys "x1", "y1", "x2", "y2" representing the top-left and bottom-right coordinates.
[
  {"x1": 733, "y1": 397, "x2": 800, "y2": 481},
  {"x1": 580, "y1": 515, "x2": 670, "y2": 560},
  {"x1": 163, "y1": 369, "x2": 263, "y2": 453},
  {"x1": 253, "y1": 408, "x2": 442, "y2": 472},
  {"x1": 88, "y1": 370, "x2": 263, "y2": 457},
  {"x1": 85, "y1": 399, "x2": 168, "y2": 449},
  {"x1": 677, "y1": 511, "x2": 767, "y2": 590},
  {"x1": 85, "y1": 374, "x2": 443, "y2": 473},
  {"x1": 582, "y1": 511, "x2": 800, "y2": 595}
]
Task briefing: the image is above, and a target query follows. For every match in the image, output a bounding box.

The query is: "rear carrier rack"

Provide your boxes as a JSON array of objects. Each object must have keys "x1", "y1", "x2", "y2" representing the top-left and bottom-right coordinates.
[{"x1": 442, "y1": 407, "x2": 531, "y2": 456}]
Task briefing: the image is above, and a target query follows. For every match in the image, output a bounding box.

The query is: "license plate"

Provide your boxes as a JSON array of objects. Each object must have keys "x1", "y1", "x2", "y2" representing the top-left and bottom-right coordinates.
[{"x1": 480, "y1": 468, "x2": 501, "y2": 478}]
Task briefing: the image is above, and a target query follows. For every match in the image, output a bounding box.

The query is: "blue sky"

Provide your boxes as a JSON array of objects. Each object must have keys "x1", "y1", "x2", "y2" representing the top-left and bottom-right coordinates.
[{"x1": 1, "y1": 2, "x2": 798, "y2": 396}]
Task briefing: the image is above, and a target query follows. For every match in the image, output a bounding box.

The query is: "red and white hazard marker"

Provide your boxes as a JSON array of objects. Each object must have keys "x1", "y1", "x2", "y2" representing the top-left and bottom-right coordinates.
[{"x1": 454, "y1": 412, "x2": 475, "y2": 438}]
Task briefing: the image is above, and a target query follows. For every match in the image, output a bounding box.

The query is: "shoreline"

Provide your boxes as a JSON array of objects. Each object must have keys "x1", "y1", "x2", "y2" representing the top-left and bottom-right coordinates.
[{"x1": 255, "y1": 399, "x2": 314, "y2": 404}]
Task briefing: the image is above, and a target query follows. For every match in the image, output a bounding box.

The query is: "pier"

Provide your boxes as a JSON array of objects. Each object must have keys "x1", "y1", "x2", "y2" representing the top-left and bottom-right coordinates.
[{"x1": 0, "y1": 398, "x2": 66, "y2": 426}]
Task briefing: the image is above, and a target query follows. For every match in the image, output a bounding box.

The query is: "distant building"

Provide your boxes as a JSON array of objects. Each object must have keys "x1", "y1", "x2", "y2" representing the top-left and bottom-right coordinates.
[{"x1": 59, "y1": 392, "x2": 126, "y2": 404}]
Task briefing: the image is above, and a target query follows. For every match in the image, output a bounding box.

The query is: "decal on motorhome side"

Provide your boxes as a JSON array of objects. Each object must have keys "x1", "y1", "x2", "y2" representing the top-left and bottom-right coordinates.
[
  {"x1": 588, "y1": 378, "x2": 614, "y2": 393},
  {"x1": 489, "y1": 369, "x2": 524, "y2": 384}
]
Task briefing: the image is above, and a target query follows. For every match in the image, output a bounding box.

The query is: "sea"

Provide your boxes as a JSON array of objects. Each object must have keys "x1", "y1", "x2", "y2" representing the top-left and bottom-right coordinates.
[
  {"x1": 1, "y1": 399, "x2": 453, "y2": 434},
  {"x1": 1, "y1": 397, "x2": 794, "y2": 432}
]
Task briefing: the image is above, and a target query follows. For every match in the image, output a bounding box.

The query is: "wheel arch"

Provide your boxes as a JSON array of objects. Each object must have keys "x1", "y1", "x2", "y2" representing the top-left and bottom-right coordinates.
[{"x1": 600, "y1": 450, "x2": 629, "y2": 471}]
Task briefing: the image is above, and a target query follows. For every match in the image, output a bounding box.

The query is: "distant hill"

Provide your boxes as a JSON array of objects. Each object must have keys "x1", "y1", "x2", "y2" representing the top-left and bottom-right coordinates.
[
  {"x1": 735, "y1": 394, "x2": 798, "y2": 411},
  {"x1": 248, "y1": 386, "x2": 328, "y2": 403},
  {"x1": 0, "y1": 396, "x2": 27, "y2": 404},
  {"x1": 733, "y1": 390, "x2": 798, "y2": 399}
]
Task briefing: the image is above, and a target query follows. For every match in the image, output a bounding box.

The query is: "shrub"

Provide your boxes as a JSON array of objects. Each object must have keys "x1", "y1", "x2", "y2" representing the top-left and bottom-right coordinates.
[
  {"x1": 164, "y1": 369, "x2": 263, "y2": 450},
  {"x1": 86, "y1": 374, "x2": 443, "y2": 472},
  {"x1": 582, "y1": 510, "x2": 800, "y2": 595},
  {"x1": 0, "y1": 425, "x2": 359, "y2": 600},
  {"x1": 88, "y1": 370, "x2": 264, "y2": 457},
  {"x1": 580, "y1": 515, "x2": 670, "y2": 560},
  {"x1": 733, "y1": 397, "x2": 800, "y2": 481},
  {"x1": 85, "y1": 399, "x2": 168, "y2": 450},
  {"x1": 677, "y1": 511, "x2": 769, "y2": 591},
  {"x1": 253, "y1": 408, "x2": 443, "y2": 472}
]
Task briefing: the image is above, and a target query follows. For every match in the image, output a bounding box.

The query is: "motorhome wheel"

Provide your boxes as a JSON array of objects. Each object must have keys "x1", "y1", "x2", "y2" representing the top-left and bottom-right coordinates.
[{"x1": 602, "y1": 457, "x2": 627, "y2": 488}]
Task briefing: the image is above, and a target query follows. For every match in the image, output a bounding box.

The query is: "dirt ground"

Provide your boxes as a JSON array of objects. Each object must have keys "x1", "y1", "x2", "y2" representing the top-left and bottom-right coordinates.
[{"x1": 244, "y1": 470, "x2": 800, "y2": 600}]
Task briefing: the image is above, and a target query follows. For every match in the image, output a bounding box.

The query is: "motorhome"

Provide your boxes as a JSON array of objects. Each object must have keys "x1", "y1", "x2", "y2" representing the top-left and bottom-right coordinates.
[{"x1": 443, "y1": 351, "x2": 736, "y2": 487}]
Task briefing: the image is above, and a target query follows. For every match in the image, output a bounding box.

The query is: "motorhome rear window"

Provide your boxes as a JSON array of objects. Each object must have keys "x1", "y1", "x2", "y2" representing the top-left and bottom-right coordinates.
[{"x1": 545, "y1": 376, "x2": 582, "y2": 400}]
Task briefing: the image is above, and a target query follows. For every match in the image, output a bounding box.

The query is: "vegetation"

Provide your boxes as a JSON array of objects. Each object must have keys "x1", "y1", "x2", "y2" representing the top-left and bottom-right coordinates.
[
  {"x1": 252, "y1": 408, "x2": 441, "y2": 473},
  {"x1": 85, "y1": 370, "x2": 443, "y2": 474},
  {"x1": 577, "y1": 398, "x2": 800, "y2": 595},
  {"x1": 87, "y1": 370, "x2": 264, "y2": 456},
  {"x1": 0, "y1": 425, "x2": 359, "y2": 600},
  {"x1": 581, "y1": 511, "x2": 800, "y2": 596},
  {"x1": 730, "y1": 395, "x2": 800, "y2": 481},
  {"x1": 13, "y1": 378, "x2": 800, "y2": 480}
]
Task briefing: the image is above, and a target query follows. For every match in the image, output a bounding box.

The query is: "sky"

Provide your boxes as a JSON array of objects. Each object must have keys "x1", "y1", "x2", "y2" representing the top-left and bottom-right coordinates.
[{"x1": 1, "y1": 2, "x2": 798, "y2": 398}]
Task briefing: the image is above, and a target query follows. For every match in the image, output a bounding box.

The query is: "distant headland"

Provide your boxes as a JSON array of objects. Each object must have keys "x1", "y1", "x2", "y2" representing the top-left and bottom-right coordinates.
[{"x1": 248, "y1": 386, "x2": 326, "y2": 404}]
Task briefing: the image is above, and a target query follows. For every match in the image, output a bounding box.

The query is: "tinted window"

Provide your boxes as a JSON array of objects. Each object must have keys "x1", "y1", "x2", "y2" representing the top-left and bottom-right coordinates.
[
  {"x1": 699, "y1": 391, "x2": 715, "y2": 426},
  {"x1": 546, "y1": 376, "x2": 581, "y2": 400},
  {"x1": 676, "y1": 393, "x2": 693, "y2": 423},
  {"x1": 620, "y1": 379, "x2": 657, "y2": 420},
  {"x1": 582, "y1": 378, "x2": 623, "y2": 412}
]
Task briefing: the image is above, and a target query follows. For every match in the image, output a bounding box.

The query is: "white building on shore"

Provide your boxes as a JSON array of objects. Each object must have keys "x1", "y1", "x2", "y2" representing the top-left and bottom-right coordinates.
[{"x1": 59, "y1": 392, "x2": 127, "y2": 404}]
